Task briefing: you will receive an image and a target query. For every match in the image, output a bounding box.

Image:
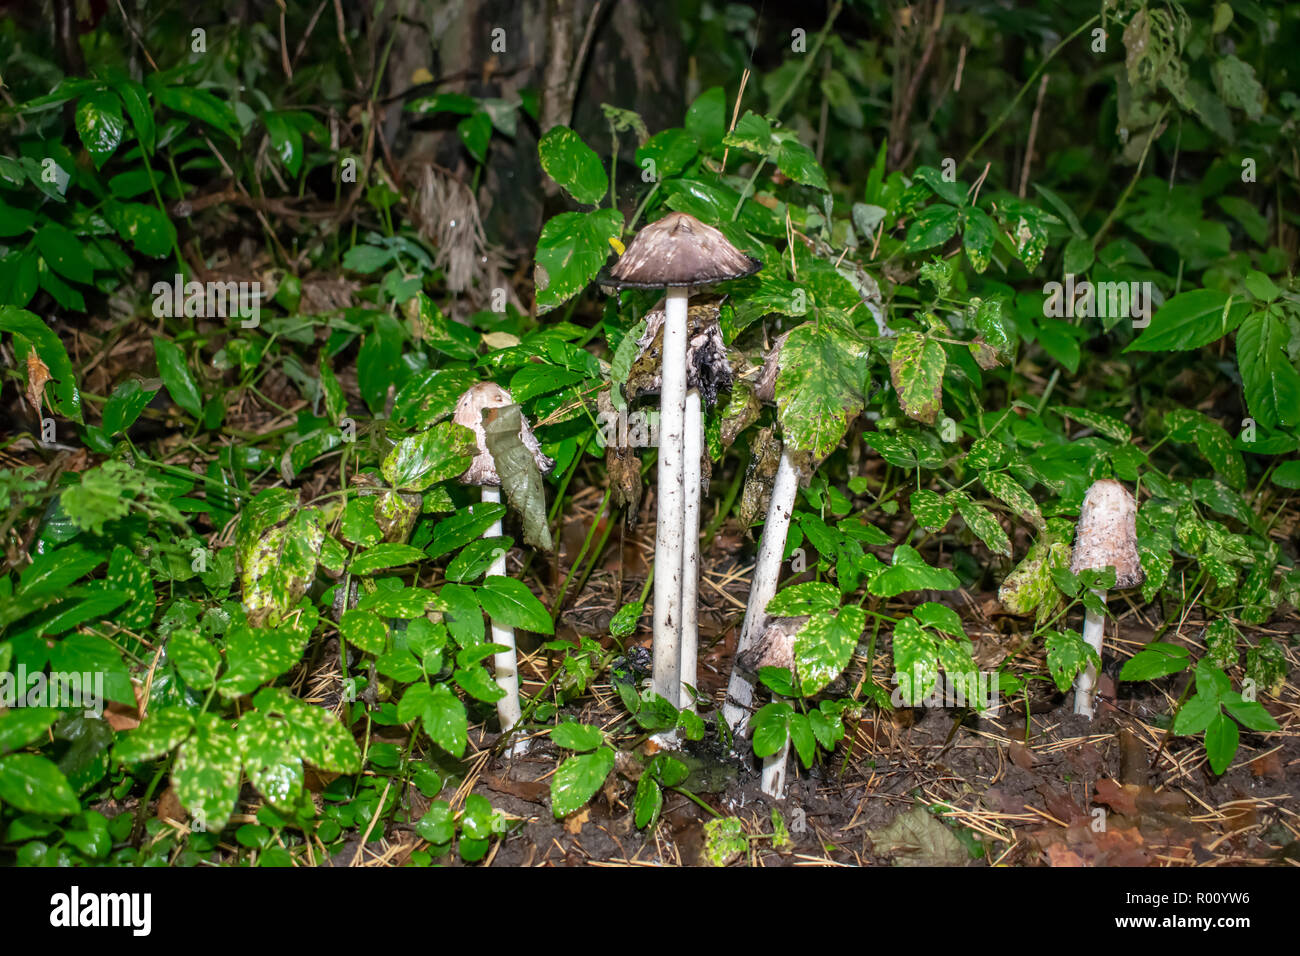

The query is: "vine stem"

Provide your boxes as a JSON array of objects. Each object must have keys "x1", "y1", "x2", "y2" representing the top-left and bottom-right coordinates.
[{"x1": 960, "y1": 14, "x2": 1100, "y2": 167}]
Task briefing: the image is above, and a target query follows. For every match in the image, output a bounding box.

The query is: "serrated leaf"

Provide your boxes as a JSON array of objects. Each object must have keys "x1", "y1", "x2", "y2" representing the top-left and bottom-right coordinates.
[
  {"x1": 981, "y1": 471, "x2": 1044, "y2": 531},
  {"x1": 890, "y1": 332, "x2": 946, "y2": 426},
  {"x1": 538, "y1": 126, "x2": 608, "y2": 205},
  {"x1": 173, "y1": 713, "x2": 241, "y2": 831},
  {"x1": 550, "y1": 747, "x2": 615, "y2": 818},
  {"x1": 776, "y1": 317, "x2": 871, "y2": 473},
  {"x1": 382, "y1": 421, "x2": 477, "y2": 492},
  {"x1": 793, "y1": 606, "x2": 864, "y2": 696},
  {"x1": 477, "y1": 576, "x2": 553, "y2": 634},
  {"x1": 953, "y1": 496, "x2": 1012, "y2": 557},
  {"x1": 766, "y1": 581, "x2": 840, "y2": 617}
]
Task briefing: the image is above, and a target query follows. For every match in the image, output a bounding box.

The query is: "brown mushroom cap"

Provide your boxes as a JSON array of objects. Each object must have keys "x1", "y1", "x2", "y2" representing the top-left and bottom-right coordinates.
[
  {"x1": 453, "y1": 382, "x2": 553, "y2": 486},
  {"x1": 603, "y1": 212, "x2": 761, "y2": 290},
  {"x1": 1070, "y1": 479, "x2": 1144, "y2": 588}
]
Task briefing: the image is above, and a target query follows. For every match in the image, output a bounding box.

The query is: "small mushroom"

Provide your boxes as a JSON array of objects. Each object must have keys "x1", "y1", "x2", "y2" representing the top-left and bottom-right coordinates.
[
  {"x1": 453, "y1": 381, "x2": 553, "y2": 753},
  {"x1": 736, "y1": 616, "x2": 805, "y2": 798},
  {"x1": 1069, "y1": 478, "x2": 1144, "y2": 719},
  {"x1": 602, "y1": 212, "x2": 760, "y2": 712}
]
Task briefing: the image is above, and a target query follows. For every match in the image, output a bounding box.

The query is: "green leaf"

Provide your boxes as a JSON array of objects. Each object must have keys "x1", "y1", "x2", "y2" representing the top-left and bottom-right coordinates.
[
  {"x1": 1236, "y1": 310, "x2": 1300, "y2": 430},
  {"x1": 1119, "y1": 642, "x2": 1192, "y2": 682},
  {"x1": 169, "y1": 628, "x2": 221, "y2": 689},
  {"x1": 1045, "y1": 629, "x2": 1099, "y2": 693},
  {"x1": 483, "y1": 404, "x2": 554, "y2": 551},
  {"x1": 152, "y1": 83, "x2": 239, "y2": 141},
  {"x1": 634, "y1": 773, "x2": 663, "y2": 830},
  {"x1": 1203, "y1": 711, "x2": 1239, "y2": 775},
  {"x1": 114, "y1": 707, "x2": 195, "y2": 765},
  {"x1": 751, "y1": 701, "x2": 794, "y2": 757},
  {"x1": 891, "y1": 617, "x2": 938, "y2": 705},
  {"x1": 101, "y1": 380, "x2": 158, "y2": 435},
  {"x1": 423, "y1": 683, "x2": 468, "y2": 757},
  {"x1": 774, "y1": 137, "x2": 829, "y2": 191},
  {"x1": 34, "y1": 222, "x2": 92, "y2": 283},
  {"x1": 981, "y1": 471, "x2": 1044, "y2": 531},
  {"x1": 962, "y1": 207, "x2": 996, "y2": 272},
  {"x1": 381, "y1": 421, "x2": 477, "y2": 492},
  {"x1": 765, "y1": 581, "x2": 840, "y2": 617},
  {"x1": 904, "y1": 204, "x2": 959, "y2": 253},
  {"x1": 439, "y1": 583, "x2": 483, "y2": 647},
  {"x1": 152, "y1": 336, "x2": 203, "y2": 417},
  {"x1": 217, "y1": 622, "x2": 309, "y2": 698},
  {"x1": 794, "y1": 606, "x2": 864, "y2": 696},
  {"x1": 1126, "y1": 289, "x2": 1246, "y2": 352},
  {"x1": 173, "y1": 713, "x2": 241, "y2": 830},
  {"x1": 550, "y1": 721, "x2": 604, "y2": 752},
  {"x1": 912, "y1": 602, "x2": 965, "y2": 638},
  {"x1": 105, "y1": 545, "x2": 153, "y2": 628},
  {"x1": 538, "y1": 126, "x2": 607, "y2": 205},
  {"x1": 458, "y1": 111, "x2": 492, "y2": 163},
  {"x1": 776, "y1": 316, "x2": 871, "y2": 473},
  {"x1": 263, "y1": 111, "x2": 304, "y2": 177},
  {"x1": 869, "y1": 544, "x2": 960, "y2": 597},
  {"x1": 0, "y1": 708, "x2": 61, "y2": 754},
  {"x1": 1164, "y1": 409, "x2": 1247, "y2": 489},
  {"x1": 0, "y1": 754, "x2": 80, "y2": 817},
  {"x1": 953, "y1": 496, "x2": 1012, "y2": 557},
  {"x1": 454, "y1": 664, "x2": 505, "y2": 702},
  {"x1": 889, "y1": 332, "x2": 946, "y2": 426},
  {"x1": 1054, "y1": 405, "x2": 1132, "y2": 443},
  {"x1": 339, "y1": 609, "x2": 388, "y2": 655},
  {"x1": 108, "y1": 76, "x2": 154, "y2": 152},
  {"x1": 477, "y1": 576, "x2": 554, "y2": 634},
  {"x1": 235, "y1": 711, "x2": 302, "y2": 811},
  {"x1": 534, "y1": 208, "x2": 623, "y2": 314},
  {"x1": 909, "y1": 489, "x2": 953, "y2": 531},
  {"x1": 684, "y1": 86, "x2": 726, "y2": 151},
  {"x1": 635, "y1": 128, "x2": 699, "y2": 179},
  {"x1": 75, "y1": 90, "x2": 125, "y2": 168},
  {"x1": 550, "y1": 746, "x2": 615, "y2": 818},
  {"x1": 105, "y1": 201, "x2": 174, "y2": 257},
  {"x1": 349, "y1": 543, "x2": 428, "y2": 575}
]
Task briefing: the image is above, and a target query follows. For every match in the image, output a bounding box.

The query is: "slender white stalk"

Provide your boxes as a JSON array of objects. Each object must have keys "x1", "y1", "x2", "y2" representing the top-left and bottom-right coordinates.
[
  {"x1": 652, "y1": 288, "x2": 689, "y2": 705},
  {"x1": 723, "y1": 447, "x2": 800, "y2": 737},
  {"x1": 679, "y1": 388, "x2": 702, "y2": 711},
  {"x1": 760, "y1": 731, "x2": 791, "y2": 799},
  {"x1": 1073, "y1": 588, "x2": 1107, "y2": 719},
  {"x1": 483, "y1": 487, "x2": 527, "y2": 754}
]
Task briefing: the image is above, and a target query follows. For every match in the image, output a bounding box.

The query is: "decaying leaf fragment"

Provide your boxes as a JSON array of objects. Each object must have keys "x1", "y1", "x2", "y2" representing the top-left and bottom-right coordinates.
[
  {"x1": 598, "y1": 388, "x2": 643, "y2": 524},
  {"x1": 997, "y1": 517, "x2": 1074, "y2": 625},
  {"x1": 483, "y1": 404, "x2": 555, "y2": 551},
  {"x1": 738, "y1": 425, "x2": 782, "y2": 530},
  {"x1": 624, "y1": 301, "x2": 734, "y2": 407},
  {"x1": 868, "y1": 806, "x2": 970, "y2": 867}
]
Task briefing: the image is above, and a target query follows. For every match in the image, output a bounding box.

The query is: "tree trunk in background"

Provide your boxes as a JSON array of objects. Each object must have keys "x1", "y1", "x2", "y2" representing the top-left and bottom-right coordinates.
[{"x1": 377, "y1": 0, "x2": 683, "y2": 255}]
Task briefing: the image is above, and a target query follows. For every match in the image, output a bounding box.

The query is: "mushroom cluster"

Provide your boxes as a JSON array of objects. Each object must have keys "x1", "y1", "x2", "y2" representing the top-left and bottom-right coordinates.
[{"x1": 603, "y1": 212, "x2": 760, "y2": 714}]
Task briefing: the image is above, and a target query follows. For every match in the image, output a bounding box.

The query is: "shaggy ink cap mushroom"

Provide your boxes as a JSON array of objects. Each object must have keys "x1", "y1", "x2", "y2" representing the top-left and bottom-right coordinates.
[
  {"x1": 1070, "y1": 479, "x2": 1144, "y2": 588},
  {"x1": 602, "y1": 212, "x2": 762, "y2": 290},
  {"x1": 453, "y1": 381, "x2": 554, "y2": 487}
]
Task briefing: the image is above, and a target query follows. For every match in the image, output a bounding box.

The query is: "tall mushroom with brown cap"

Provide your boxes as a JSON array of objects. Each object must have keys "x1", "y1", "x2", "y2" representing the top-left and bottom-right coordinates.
[
  {"x1": 626, "y1": 303, "x2": 733, "y2": 710},
  {"x1": 603, "y1": 212, "x2": 760, "y2": 709},
  {"x1": 454, "y1": 381, "x2": 555, "y2": 752},
  {"x1": 1070, "y1": 478, "x2": 1144, "y2": 718}
]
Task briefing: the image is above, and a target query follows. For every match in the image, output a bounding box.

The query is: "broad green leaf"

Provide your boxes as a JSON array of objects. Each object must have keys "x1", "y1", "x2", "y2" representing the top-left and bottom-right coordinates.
[
  {"x1": 722, "y1": 110, "x2": 773, "y2": 154},
  {"x1": 1236, "y1": 310, "x2": 1300, "y2": 430},
  {"x1": 263, "y1": 111, "x2": 303, "y2": 177},
  {"x1": 151, "y1": 83, "x2": 240, "y2": 141},
  {"x1": 169, "y1": 628, "x2": 221, "y2": 689},
  {"x1": 751, "y1": 701, "x2": 794, "y2": 757},
  {"x1": 538, "y1": 126, "x2": 607, "y2": 204},
  {"x1": 776, "y1": 316, "x2": 871, "y2": 473},
  {"x1": 793, "y1": 606, "x2": 864, "y2": 697},
  {"x1": 953, "y1": 495, "x2": 1012, "y2": 557},
  {"x1": 904, "y1": 204, "x2": 959, "y2": 253},
  {"x1": 962, "y1": 206, "x2": 996, "y2": 272},
  {"x1": 348, "y1": 543, "x2": 428, "y2": 575},
  {"x1": 217, "y1": 622, "x2": 309, "y2": 698},
  {"x1": 382, "y1": 421, "x2": 477, "y2": 492},
  {"x1": 869, "y1": 545, "x2": 961, "y2": 597},
  {"x1": 891, "y1": 617, "x2": 938, "y2": 705},
  {"x1": 1126, "y1": 289, "x2": 1246, "y2": 352},
  {"x1": 635, "y1": 128, "x2": 699, "y2": 179},
  {"x1": 339, "y1": 609, "x2": 388, "y2": 655},
  {"x1": 75, "y1": 90, "x2": 125, "y2": 168},
  {"x1": 444, "y1": 536, "x2": 512, "y2": 583},
  {"x1": 0, "y1": 708, "x2": 61, "y2": 754},
  {"x1": 1054, "y1": 405, "x2": 1131, "y2": 443},
  {"x1": 477, "y1": 576, "x2": 554, "y2": 634},
  {"x1": 1164, "y1": 409, "x2": 1246, "y2": 489},
  {"x1": 1045, "y1": 629, "x2": 1099, "y2": 693},
  {"x1": 152, "y1": 336, "x2": 203, "y2": 417},
  {"x1": 1203, "y1": 711, "x2": 1238, "y2": 775},
  {"x1": 1, "y1": 304, "x2": 83, "y2": 422},
  {"x1": 0, "y1": 754, "x2": 80, "y2": 817},
  {"x1": 253, "y1": 688, "x2": 360, "y2": 773},
  {"x1": 101, "y1": 380, "x2": 157, "y2": 435},
  {"x1": 550, "y1": 721, "x2": 604, "y2": 752},
  {"x1": 114, "y1": 707, "x2": 195, "y2": 765},
  {"x1": 106, "y1": 545, "x2": 153, "y2": 628},
  {"x1": 423, "y1": 683, "x2": 468, "y2": 757},
  {"x1": 534, "y1": 208, "x2": 623, "y2": 314},
  {"x1": 766, "y1": 581, "x2": 840, "y2": 617},
  {"x1": 910, "y1": 488, "x2": 953, "y2": 531},
  {"x1": 774, "y1": 136, "x2": 829, "y2": 191},
  {"x1": 173, "y1": 713, "x2": 241, "y2": 830},
  {"x1": 550, "y1": 747, "x2": 615, "y2": 818},
  {"x1": 105, "y1": 201, "x2": 174, "y2": 257},
  {"x1": 981, "y1": 471, "x2": 1044, "y2": 531},
  {"x1": 890, "y1": 332, "x2": 946, "y2": 425}
]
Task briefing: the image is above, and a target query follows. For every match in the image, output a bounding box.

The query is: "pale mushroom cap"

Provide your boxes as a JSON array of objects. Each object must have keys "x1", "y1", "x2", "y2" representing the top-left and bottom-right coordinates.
[
  {"x1": 605, "y1": 212, "x2": 761, "y2": 289},
  {"x1": 1070, "y1": 479, "x2": 1144, "y2": 588},
  {"x1": 453, "y1": 382, "x2": 553, "y2": 486}
]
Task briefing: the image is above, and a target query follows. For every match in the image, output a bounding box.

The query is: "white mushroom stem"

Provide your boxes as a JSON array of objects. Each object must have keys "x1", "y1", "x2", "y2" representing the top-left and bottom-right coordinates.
[
  {"x1": 761, "y1": 732, "x2": 792, "y2": 799},
  {"x1": 1074, "y1": 588, "x2": 1106, "y2": 719},
  {"x1": 723, "y1": 446, "x2": 800, "y2": 737},
  {"x1": 652, "y1": 287, "x2": 689, "y2": 705},
  {"x1": 482, "y1": 486, "x2": 527, "y2": 754},
  {"x1": 679, "y1": 388, "x2": 702, "y2": 711}
]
